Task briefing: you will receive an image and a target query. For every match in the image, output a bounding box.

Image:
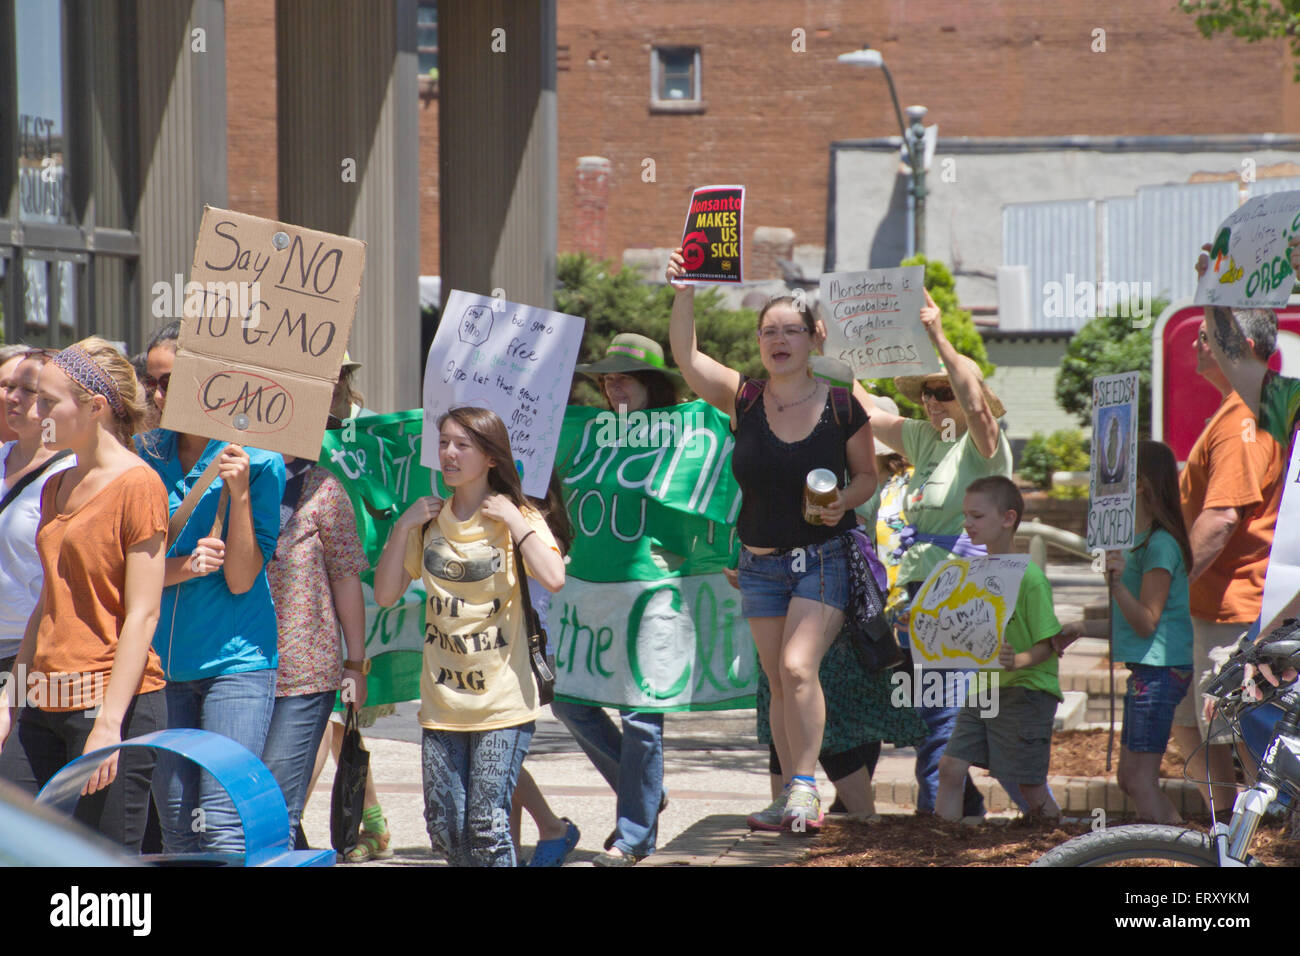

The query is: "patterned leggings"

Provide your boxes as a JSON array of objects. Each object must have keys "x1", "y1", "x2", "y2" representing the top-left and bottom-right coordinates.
[{"x1": 421, "y1": 723, "x2": 534, "y2": 867}]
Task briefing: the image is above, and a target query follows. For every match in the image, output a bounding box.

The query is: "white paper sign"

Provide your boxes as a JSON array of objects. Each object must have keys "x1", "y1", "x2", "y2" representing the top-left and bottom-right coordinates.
[
  {"x1": 1258, "y1": 438, "x2": 1300, "y2": 632},
  {"x1": 818, "y1": 266, "x2": 939, "y2": 377},
  {"x1": 909, "y1": 554, "x2": 1031, "y2": 668},
  {"x1": 1087, "y1": 371, "x2": 1140, "y2": 551},
  {"x1": 1194, "y1": 190, "x2": 1300, "y2": 309},
  {"x1": 421, "y1": 290, "x2": 585, "y2": 497}
]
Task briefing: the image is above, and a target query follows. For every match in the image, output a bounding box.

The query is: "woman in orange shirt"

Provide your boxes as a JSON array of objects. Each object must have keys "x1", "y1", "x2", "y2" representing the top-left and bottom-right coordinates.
[{"x1": 0, "y1": 338, "x2": 168, "y2": 851}]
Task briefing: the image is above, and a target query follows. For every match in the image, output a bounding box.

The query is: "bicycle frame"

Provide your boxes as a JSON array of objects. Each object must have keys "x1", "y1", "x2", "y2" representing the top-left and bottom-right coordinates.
[{"x1": 1213, "y1": 689, "x2": 1300, "y2": 865}]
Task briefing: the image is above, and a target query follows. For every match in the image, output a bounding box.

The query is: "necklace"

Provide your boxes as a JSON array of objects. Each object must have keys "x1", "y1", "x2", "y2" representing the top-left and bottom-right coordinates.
[{"x1": 771, "y1": 382, "x2": 820, "y2": 412}]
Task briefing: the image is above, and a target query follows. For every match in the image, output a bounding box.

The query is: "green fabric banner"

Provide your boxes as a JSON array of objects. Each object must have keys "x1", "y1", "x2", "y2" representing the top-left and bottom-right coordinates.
[
  {"x1": 319, "y1": 403, "x2": 759, "y2": 711},
  {"x1": 320, "y1": 411, "x2": 432, "y2": 707},
  {"x1": 551, "y1": 401, "x2": 758, "y2": 710}
]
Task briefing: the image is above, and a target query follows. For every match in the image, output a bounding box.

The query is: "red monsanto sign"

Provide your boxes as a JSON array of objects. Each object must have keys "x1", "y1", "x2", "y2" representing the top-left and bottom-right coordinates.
[{"x1": 1153, "y1": 298, "x2": 1300, "y2": 461}]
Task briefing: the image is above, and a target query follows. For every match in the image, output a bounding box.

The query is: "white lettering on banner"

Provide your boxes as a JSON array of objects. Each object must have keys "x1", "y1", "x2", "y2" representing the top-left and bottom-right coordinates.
[
  {"x1": 560, "y1": 416, "x2": 741, "y2": 522},
  {"x1": 552, "y1": 574, "x2": 757, "y2": 709}
]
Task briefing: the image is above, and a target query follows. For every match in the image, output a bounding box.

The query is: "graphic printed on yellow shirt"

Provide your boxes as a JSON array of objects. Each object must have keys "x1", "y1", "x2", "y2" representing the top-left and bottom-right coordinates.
[{"x1": 404, "y1": 504, "x2": 557, "y2": 731}]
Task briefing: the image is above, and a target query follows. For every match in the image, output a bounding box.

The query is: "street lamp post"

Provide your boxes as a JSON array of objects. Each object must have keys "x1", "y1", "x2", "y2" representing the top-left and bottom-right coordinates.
[{"x1": 838, "y1": 46, "x2": 926, "y2": 258}]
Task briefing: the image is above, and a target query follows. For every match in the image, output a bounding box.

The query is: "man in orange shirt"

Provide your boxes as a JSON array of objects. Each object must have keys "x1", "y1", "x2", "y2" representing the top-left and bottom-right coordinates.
[{"x1": 1174, "y1": 308, "x2": 1282, "y2": 821}]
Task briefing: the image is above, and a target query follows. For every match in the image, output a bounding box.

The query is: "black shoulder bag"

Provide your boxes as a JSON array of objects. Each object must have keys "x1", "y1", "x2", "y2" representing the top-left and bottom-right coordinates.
[
  {"x1": 0, "y1": 449, "x2": 73, "y2": 518},
  {"x1": 514, "y1": 541, "x2": 556, "y2": 706}
]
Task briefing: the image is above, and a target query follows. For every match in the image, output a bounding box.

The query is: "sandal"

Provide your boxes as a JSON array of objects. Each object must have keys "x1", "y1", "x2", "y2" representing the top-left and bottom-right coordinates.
[
  {"x1": 528, "y1": 818, "x2": 580, "y2": 867},
  {"x1": 344, "y1": 822, "x2": 393, "y2": 863}
]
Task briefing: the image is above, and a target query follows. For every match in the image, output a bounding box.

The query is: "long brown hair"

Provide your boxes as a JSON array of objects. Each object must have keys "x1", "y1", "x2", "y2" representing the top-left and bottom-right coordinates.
[
  {"x1": 530, "y1": 472, "x2": 573, "y2": 555},
  {"x1": 435, "y1": 406, "x2": 529, "y2": 510},
  {"x1": 1136, "y1": 440, "x2": 1192, "y2": 569}
]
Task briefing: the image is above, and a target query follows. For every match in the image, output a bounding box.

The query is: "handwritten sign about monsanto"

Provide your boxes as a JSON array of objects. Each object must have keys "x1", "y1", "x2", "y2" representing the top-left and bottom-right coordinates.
[
  {"x1": 818, "y1": 266, "x2": 938, "y2": 377},
  {"x1": 161, "y1": 207, "x2": 366, "y2": 460}
]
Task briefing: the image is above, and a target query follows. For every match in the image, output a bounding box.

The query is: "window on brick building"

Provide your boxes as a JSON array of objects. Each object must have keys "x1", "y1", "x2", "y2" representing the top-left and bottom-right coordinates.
[
  {"x1": 651, "y1": 46, "x2": 704, "y2": 113},
  {"x1": 417, "y1": 3, "x2": 438, "y2": 73}
]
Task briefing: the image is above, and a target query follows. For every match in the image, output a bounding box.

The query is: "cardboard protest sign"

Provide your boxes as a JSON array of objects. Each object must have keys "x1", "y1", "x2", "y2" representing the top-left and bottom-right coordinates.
[
  {"x1": 908, "y1": 554, "x2": 1031, "y2": 667},
  {"x1": 421, "y1": 290, "x2": 585, "y2": 497},
  {"x1": 161, "y1": 206, "x2": 365, "y2": 460},
  {"x1": 1087, "y1": 371, "x2": 1140, "y2": 551},
  {"x1": 1195, "y1": 190, "x2": 1300, "y2": 309},
  {"x1": 678, "y1": 185, "x2": 744, "y2": 283},
  {"x1": 1258, "y1": 438, "x2": 1300, "y2": 633},
  {"x1": 818, "y1": 266, "x2": 939, "y2": 377}
]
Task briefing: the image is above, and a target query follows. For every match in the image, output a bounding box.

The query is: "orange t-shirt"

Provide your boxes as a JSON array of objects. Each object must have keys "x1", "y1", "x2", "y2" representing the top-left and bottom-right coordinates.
[
  {"x1": 1179, "y1": 391, "x2": 1284, "y2": 624},
  {"x1": 29, "y1": 466, "x2": 169, "y2": 712}
]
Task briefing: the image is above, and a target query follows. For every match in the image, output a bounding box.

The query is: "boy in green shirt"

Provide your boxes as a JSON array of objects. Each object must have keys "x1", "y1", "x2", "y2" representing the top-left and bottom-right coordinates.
[{"x1": 935, "y1": 476, "x2": 1063, "y2": 821}]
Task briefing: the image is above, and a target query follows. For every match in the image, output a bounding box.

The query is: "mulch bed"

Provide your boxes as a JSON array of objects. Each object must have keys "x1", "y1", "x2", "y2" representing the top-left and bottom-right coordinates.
[
  {"x1": 792, "y1": 814, "x2": 1300, "y2": 867},
  {"x1": 793, "y1": 729, "x2": 1299, "y2": 866},
  {"x1": 1050, "y1": 728, "x2": 1185, "y2": 778}
]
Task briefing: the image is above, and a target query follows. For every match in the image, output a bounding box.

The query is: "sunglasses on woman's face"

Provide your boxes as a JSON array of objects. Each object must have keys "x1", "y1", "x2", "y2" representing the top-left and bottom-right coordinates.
[
  {"x1": 922, "y1": 385, "x2": 956, "y2": 402},
  {"x1": 144, "y1": 373, "x2": 171, "y2": 395}
]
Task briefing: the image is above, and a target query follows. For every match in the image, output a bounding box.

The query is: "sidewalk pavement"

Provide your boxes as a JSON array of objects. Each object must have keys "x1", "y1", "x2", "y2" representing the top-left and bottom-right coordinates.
[{"x1": 299, "y1": 561, "x2": 1112, "y2": 866}]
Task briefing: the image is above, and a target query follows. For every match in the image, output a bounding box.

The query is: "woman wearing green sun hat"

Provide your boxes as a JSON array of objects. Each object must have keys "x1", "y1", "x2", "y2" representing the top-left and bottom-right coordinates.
[{"x1": 551, "y1": 332, "x2": 682, "y2": 866}]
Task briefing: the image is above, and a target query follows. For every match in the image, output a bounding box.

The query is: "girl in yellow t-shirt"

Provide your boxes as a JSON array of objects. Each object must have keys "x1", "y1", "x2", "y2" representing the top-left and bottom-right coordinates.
[{"x1": 373, "y1": 407, "x2": 564, "y2": 867}]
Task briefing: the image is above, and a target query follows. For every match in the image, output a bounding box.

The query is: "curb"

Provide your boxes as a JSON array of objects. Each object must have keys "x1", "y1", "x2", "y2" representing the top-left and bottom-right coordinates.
[{"x1": 874, "y1": 772, "x2": 1203, "y2": 817}]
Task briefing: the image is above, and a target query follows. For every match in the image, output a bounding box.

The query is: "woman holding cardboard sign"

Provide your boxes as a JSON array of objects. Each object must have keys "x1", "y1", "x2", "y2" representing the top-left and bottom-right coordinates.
[
  {"x1": 667, "y1": 252, "x2": 877, "y2": 832},
  {"x1": 858, "y1": 289, "x2": 1013, "y2": 818},
  {"x1": 137, "y1": 321, "x2": 287, "y2": 855}
]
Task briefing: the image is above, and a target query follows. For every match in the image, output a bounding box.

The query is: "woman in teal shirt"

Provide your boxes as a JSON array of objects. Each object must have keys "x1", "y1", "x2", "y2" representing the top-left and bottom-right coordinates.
[
  {"x1": 137, "y1": 322, "x2": 286, "y2": 854},
  {"x1": 1060, "y1": 441, "x2": 1193, "y2": 824}
]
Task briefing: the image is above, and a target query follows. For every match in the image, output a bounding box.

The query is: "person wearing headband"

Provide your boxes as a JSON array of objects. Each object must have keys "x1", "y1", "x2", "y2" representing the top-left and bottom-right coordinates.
[{"x1": 0, "y1": 337, "x2": 167, "y2": 851}]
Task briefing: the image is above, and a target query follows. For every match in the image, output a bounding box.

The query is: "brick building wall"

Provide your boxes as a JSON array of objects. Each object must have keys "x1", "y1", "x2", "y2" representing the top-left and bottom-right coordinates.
[
  {"x1": 555, "y1": 0, "x2": 1300, "y2": 268},
  {"x1": 223, "y1": 1, "x2": 1298, "y2": 281},
  {"x1": 225, "y1": 0, "x2": 278, "y2": 222}
]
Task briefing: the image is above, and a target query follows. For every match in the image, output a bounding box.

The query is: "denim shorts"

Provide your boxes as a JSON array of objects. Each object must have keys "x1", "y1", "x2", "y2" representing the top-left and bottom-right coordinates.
[
  {"x1": 738, "y1": 535, "x2": 850, "y2": 618},
  {"x1": 1121, "y1": 663, "x2": 1193, "y2": 754}
]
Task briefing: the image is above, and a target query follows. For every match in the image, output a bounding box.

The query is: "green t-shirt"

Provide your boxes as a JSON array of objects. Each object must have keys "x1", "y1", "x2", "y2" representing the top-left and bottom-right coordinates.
[
  {"x1": 973, "y1": 560, "x2": 1062, "y2": 702},
  {"x1": 1111, "y1": 527, "x2": 1193, "y2": 668},
  {"x1": 897, "y1": 418, "x2": 1013, "y2": 588},
  {"x1": 1258, "y1": 370, "x2": 1300, "y2": 447}
]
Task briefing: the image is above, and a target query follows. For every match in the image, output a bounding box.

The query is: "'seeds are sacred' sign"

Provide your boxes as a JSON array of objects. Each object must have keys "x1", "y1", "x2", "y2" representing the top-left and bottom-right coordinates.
[{"x1": 161, "y1": 207, "x2": 366, "y2": 460}]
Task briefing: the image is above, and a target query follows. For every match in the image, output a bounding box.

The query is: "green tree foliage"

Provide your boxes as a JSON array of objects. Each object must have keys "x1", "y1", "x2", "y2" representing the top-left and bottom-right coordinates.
[
  {"x1": 1179, "y1": 0, "x2": 1300, "y2": 81},
  {"x1": 1054, "y1": 298, "x2": 1169, "y2": 440},
  {"x1": 1019, "y1": 429, "x2": 1091, "y2": 498},
  {"x1": 554, "y1": 253, "x2": 763, "y2": 407},
  {"x1": 868, "y1": 256, "x2": 994, "y2": 419}
]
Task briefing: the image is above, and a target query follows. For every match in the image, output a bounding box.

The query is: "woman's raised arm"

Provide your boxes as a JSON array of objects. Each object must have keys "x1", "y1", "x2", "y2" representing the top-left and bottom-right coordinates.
[{"x1": 666, "y1": 249, "x2": 741, "y2": 417}]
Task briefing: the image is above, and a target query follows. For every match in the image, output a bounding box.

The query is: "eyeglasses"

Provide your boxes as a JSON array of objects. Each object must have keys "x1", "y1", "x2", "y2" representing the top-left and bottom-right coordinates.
[
  {"x1": 758, "y1": 325, "x2": 811, "y2": 341},
  {"x1": 922, "y1": 385, "x2": 956, "y2": 402},
  {"x1": 144, "y1": 373, "x2": 171, "y2": 395}
]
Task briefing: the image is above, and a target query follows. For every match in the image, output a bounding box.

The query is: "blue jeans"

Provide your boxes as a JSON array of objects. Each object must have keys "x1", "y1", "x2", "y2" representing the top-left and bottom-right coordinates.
[
  {"x1": 153, "y1": 668, "x2": 278, "y2": 854},
  {"x1": 422, "y1": 722, "x2": 533, "y2": 867},
  {"x1": 552, "y1": 700, "x2": 664, "y2": 857},
  {"x1": 262, "y1": 689, "x2": 336, "y2": 847}
]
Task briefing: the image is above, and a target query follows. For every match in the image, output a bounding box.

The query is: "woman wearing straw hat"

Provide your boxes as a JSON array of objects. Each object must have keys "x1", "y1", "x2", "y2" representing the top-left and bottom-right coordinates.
[
  {"x1": 548, "y1": 332, "x2": 680, "y2": 865},
  {"x1": 667, "y1": 252, "x2": 878, "y2": 833},
  {"x1": 860, "y1": 289, "x2": 1012, "y2": 818}
]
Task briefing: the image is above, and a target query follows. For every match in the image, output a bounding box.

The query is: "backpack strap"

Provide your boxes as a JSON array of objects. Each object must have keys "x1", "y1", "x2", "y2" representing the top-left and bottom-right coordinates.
[
  {"x1": 830, "y1": 385, "x2": 852, "y2": 428},
  {"x1": 735, "y1": 376, "x2": 765, "y2": 422}
]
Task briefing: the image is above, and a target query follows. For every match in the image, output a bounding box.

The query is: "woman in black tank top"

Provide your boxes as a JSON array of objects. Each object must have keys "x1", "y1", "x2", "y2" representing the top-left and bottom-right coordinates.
[{"x1": 666, "y1": 249, "x2": 877, "y2": 832}]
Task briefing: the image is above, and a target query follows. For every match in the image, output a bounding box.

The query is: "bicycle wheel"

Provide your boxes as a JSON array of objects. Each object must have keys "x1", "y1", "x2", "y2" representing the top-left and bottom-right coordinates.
[{"x1": 1032, "y1": 824, "x2": 1257, "y2": 867}]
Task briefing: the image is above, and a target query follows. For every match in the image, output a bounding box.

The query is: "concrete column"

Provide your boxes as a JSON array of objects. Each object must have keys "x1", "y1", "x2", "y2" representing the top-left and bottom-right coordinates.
[
  {"x1": 276, "y1": 0, "x2": 420, "y2": 413},
  {"x1": 438, "y1": 0, "x2": 556, "y2": 312}
]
